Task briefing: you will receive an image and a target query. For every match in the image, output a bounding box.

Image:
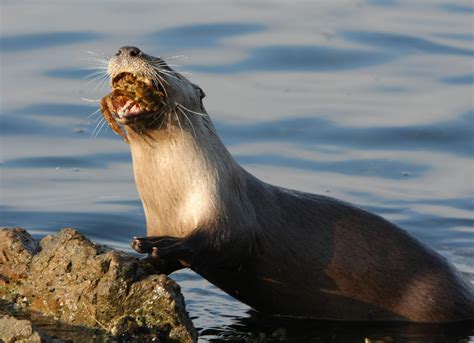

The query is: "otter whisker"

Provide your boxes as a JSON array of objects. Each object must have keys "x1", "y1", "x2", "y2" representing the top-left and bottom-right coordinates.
[
  {"x1": 94, "y1": 117, "x2": 109, "y2": 139},
  {"x1": 149, "y1": 112, "x2": 163, "y2": 129},
  {"x1": 154, "y1": 112, "x2": 168, "y2": 132},
  {"x1": 80, "y1": 65, "x2": 109, "y2": 70},
  {"x1": 158, "y1": 69, "x2": 180, "y2": 78},
  {"x1": 79, "y1": 54, "x2": 110, "y2": 69},
  {"x1": 83, "y1": 68, "x2": 110, "y2": 88},
  {"x1": 83, "y1": 51, "x2": 111, "y2": 62},
  {"x1": 148, "y1": 69, "x2": 169, "y2": 97},
  {"x1": 151, "y1": 61, "x2": 182, "y2": 68},
  {"x1": 160, "y1": 55, "x2": 188, "y2": 61},
  {"x1": 93, "y1": 121, "x2": 106, "y2": 139},
  {"x1": 155, "y1": 65, "x2": 183, "y2": 76},
  {"x1": 149, "y1": 61, "x2": 181, "y2": 72},
  {"x1": 145, "y1": 104, "x2": 170, "y2": 132},
  {"x1": 85, "y1": 70, "x2": 109, "y2": 80},
  {"x1": 85, "y1": 71, "x2": 109, "y2": 89},
  {"x1": 150, "y1": 62, "x2": 192, "y2": 76},
  {"x1": 156, "y1": 69, "x2": 181, "y2": 82},
  {"x1": 85, "y1": 50, "x2": 109, "y2": 57},
  {"x1": 151, "y1": 61, "x2": 192, "y2": 74},
  {"x1": 177, "y1": 106, "x2": 196, "y2": 136},
  {"x1": 92, "y1": 114, "x2": 103, "y2": 123},
  {"x1": 151, "y1": 104, "x2": 171, "y2": 131},
  {"x1": 150, "y1": 68, "x2": 169, "y2": 85},
  {"x1": 79, "y1": 56, "x2": 109, "y2": 64},
  {"x1": 86, "y1": 107, "x2": 101, "y2": 119},
  {"x1": 159, "y1": 64, "x2": 182, "y2": 68},
  {"x1": 90, "y1": 117, "x2": 105, "y2": 139},
  {"x1": 173, "y1": 108, "x2": 185, "y2": 138},
  {"x1": 98, "y1": 75, "x2": 111, "y2": 91},
  {"x1": 90, "y1": 73, "x2": 110, "y2": 92},
  {"x1": 90, "y1": 111, "x2": 105, "y2": 124},
  {"x1": 176, "y1": 103, "x2": 207, "y2": 117},
  {"x1": 84, "y1": 68, "x2": 108, "y2": 78},
  {"x1": 166, "y1": 107, "x2": 172, "y2": 134},
  {"x1": 81, "y1": 98, "x2": 101, "y2": 103}
]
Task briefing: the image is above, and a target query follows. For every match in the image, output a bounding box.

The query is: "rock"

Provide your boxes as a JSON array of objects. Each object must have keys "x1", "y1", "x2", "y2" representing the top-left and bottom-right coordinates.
[
  {"x1": 0, "y1": 228, "x2": 40, "y2": 304},
  {"x1": 0, "y1": 228, "x2": 197, "y2": 342},
  {"x1": 0, "y1": 314, "x2": 51, "y2": 343},
  {"x1": 0, "y1": 228, "x2": 40, "y2": 281}
]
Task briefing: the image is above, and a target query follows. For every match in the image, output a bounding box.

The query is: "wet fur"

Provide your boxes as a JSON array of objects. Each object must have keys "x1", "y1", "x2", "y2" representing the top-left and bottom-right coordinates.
[{"x1": 105, "y1": 48, "x2": 474, "y2": 322}]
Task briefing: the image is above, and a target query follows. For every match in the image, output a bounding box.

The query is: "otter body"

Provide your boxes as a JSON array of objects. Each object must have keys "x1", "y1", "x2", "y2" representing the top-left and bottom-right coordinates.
[{"x1": 100, "y1": 46, "x2": 474, "y2": 322}]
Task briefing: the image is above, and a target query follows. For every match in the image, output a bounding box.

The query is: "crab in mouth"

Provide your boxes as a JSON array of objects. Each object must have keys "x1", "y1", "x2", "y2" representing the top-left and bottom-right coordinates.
[{"x1": 99, "y1": 72, "x2": 166, "y2": 142}]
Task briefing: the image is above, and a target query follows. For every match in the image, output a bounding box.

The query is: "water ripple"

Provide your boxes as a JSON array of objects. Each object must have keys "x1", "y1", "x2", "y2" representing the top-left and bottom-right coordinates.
[
  {"x1": 0, "y1": 208, "x2": 145, "y2": 249},
  {"x1": 0, "y1": 31, "x2": 103, "y2": 52},
  {"x1": 440, "y1": 73, "x2": 474, "y2": 85},
  {"x1": 2, "y1": 152, "x2": 130, "y2": 169},
  {"x1": 343, "y1": 31, "x2": 474, "y2": 56},
  {"x1": 367, "y1": 0, "x2": 397, "y2": 6},
  {"x1": 235, "y1": 154, "x2": 427, "y2": 179},
  {"x1": 217, "y1": 110, "x2": 474, "y2": 157},
  {"x1": 12, "y1": 103, "x2": 96, "y2": 118},
  {"x1": 189, "y1": 45, "x2": 392, "y2": 73},
  {"x1": 439, "y1": 3, "x2": 474, "y2": 14},
  {"x1": 45, "y1": 68, "x2": 95, "y2": 79},
  {"x1": 149, "y1": 22, "x2": 265, "y2": 49}
]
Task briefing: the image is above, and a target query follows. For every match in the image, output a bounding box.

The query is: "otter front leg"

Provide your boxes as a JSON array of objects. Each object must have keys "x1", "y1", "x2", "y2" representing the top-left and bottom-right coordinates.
[{"x1": 132, "y1": 236, "x2": 194, "y2": 275}]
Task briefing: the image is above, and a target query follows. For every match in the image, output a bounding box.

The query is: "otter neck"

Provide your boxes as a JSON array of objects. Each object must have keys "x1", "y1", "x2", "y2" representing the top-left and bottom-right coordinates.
[{"x1": 126, "y1": 123, "x2": 256, "y2": 237}]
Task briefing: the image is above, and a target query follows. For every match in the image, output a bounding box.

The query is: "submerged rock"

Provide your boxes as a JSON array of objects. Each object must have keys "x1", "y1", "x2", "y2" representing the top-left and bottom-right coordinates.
[{"x1": 0, "y1": 228, "x2": 197, "y2": 342}]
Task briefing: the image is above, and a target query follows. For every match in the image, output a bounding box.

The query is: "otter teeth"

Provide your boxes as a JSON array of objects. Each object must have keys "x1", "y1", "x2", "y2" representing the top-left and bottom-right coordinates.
[
  {"x1": 117, "y1": 100, "x2": 134, "y2": 117},
  {"x1": 117, "y1": 100, "x2": 144, "y2": 118}
]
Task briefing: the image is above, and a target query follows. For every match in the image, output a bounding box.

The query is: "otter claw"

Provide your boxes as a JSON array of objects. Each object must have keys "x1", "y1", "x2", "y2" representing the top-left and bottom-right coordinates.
[
  {"x1": 131, "y1": 236, "x2": 153, "y2": 253},
  {"x1": 131, "y1": 235, "x2": 181, "y2": 254}
]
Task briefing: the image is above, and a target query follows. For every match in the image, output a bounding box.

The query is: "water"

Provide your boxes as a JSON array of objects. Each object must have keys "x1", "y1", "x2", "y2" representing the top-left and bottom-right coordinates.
[{"x1": 1, "y1": 1, "x2": 473, "y2": 341}]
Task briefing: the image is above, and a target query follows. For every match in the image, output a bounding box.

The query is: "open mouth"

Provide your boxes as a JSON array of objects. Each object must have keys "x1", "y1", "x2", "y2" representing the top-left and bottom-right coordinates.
[{"x1": 104, "y1": 72, "x2": 166, "y2": 124}]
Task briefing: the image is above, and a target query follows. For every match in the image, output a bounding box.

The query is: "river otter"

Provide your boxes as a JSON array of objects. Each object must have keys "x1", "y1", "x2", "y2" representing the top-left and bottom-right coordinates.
[{"x1": 99, "y1": 46, "x2": 474, "y2": 322}]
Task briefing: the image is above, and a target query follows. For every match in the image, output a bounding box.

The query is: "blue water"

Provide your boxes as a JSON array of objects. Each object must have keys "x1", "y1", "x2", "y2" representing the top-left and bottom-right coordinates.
[{"x1": 1, "y1": 1, "x2": 473, "y2": 341}]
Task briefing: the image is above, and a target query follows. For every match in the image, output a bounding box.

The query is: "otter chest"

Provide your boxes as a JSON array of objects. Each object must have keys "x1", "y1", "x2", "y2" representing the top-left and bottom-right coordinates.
[{"x1": 129, "y1": 134, "x2": 217, "y2": 237}]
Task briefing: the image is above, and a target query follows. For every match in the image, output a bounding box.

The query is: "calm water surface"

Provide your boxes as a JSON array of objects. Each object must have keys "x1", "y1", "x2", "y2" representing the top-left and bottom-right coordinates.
[{"x1": 1, "y1": 1, "x2": 473, "y2": 342}]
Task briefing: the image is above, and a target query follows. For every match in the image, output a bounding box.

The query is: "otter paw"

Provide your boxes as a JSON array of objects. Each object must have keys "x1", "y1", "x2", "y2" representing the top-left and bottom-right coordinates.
[
  {"x1": 131, "y1": 236, "x2": 155, "y2": 253},
  {"x1": 131, "y1": 236, "x2": 182, "y2": 254}
]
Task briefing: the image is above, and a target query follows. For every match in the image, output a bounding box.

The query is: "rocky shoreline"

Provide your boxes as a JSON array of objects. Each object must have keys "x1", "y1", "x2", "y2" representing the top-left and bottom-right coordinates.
[{"x1": 0, "y1": 228, "x2": 197, "y2": 342}]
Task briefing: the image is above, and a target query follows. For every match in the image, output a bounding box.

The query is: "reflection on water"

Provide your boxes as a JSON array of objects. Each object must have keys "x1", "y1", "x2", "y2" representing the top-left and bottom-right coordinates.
[
  {"x1": 1, "y1": 0, "x2": 473, "y2": 341},
  {"x1": 201, "y1": 313, "x2": 473, "y2": 342}
]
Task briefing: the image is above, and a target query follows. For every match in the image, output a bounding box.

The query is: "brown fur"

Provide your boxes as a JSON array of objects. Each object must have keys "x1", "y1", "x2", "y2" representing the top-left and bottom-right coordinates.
[{"x1": 106, "y1": 47, "x2": 474, "y2": 322}]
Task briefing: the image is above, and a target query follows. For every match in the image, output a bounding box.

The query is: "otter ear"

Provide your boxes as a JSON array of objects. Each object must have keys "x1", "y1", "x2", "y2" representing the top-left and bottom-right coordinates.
[
  {"x1": 192, "y1": 84, "x2": 206, "y2": 99},
  {"x1": 199, "y1": 88, "x2": 206, "y2": 100}
]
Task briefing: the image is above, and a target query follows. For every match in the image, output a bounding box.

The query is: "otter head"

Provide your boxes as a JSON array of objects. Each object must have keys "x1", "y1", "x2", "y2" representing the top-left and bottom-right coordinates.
[{"x1": 100, "y1": 46, "x2": 207, "y2": 142}]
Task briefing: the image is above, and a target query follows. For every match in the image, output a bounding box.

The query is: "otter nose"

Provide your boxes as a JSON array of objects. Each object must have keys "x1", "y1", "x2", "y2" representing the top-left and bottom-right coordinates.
[{"x1": 116, "y1": 46, "x2": 141, "y2": 57}]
